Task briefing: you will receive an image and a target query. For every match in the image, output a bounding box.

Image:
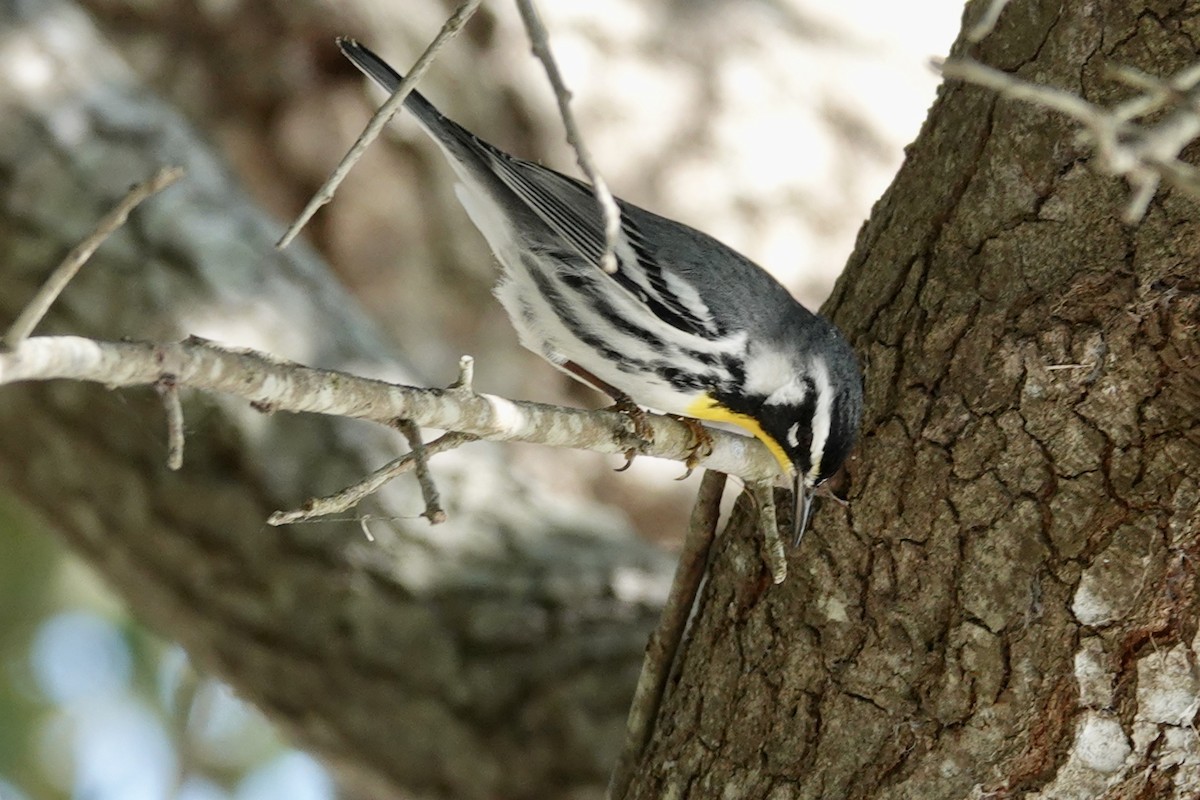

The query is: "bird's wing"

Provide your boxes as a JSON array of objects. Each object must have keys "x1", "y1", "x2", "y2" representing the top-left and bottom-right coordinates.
[
  {"x1": 338, "y1": 38, "x2": 725, "y2": 340},
  {"x1": 477, "y1": 146, "x2": 724, "y2": 339}
]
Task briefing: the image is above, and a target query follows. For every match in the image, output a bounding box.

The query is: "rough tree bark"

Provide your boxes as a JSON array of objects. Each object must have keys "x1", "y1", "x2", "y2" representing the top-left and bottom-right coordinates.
[
  {"x1": 0, "y1": 3, "x2": 674, "y2": 798},
  {"x1": 628, "y1": 1, "x2": 1200, "y2": 798}
]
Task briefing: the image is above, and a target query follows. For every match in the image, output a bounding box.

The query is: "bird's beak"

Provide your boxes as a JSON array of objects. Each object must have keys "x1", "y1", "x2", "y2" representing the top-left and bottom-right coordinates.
[{"x1": 793, "y1": 473, "x2": 816, "y2": 547}]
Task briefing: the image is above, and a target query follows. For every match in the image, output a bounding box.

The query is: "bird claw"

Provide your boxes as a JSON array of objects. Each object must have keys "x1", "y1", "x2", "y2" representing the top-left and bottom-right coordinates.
[
  {"x1": 668, "y1": 415, "x2": 714, "y2": 478},
  {"x1": 818, "y1": 481, "x2": 850, "y2": 506},
  {"x1": 609, "y1": 396, "x2": 652, "y2": 471},
  {"x1": 606, "y1": 404, "x2": 714, "y2": 478}
]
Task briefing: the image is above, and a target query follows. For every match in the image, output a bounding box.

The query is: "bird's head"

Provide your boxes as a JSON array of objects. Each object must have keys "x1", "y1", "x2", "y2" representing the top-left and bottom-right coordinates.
[{"x1": 752, "y1": 337, "x2": 863, "y2": 545}]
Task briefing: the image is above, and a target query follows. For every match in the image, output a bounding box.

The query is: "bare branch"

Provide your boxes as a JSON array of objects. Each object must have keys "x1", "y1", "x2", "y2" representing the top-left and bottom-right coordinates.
[
  {"x1": 1107, "y1": 62, "x2": 1200, "y2": 121},
  {"x1": 3, "y1": 166, "x2": 183, "y2": 349},
  {"x1": 395, "y1": 419, "x2": 448, "y2": 524},
  {"x1": 0, "y1": 335, "x2": 783, "y2": 489},
  {"x1": 938, "y1": 58, "x2": 1102, "y2": 123},
  {"x1": 269, "y1": 431, "x2": 477, "y2": 525},
  {"x1": 515, "y1": 0, "x2": 624, "y2": 275},
  {"x1": 275, "y1": 0, "x2": 483, "y2": 250},
  {"x1": 967, "y1": 0, "x2": 1014, "y2": 43},
  {"x1": 940, "y1": 57, "x2": 1200, "y2": 223},
  {"x1": 608, "y1": 469, "x2": 726, "y2": 800}
]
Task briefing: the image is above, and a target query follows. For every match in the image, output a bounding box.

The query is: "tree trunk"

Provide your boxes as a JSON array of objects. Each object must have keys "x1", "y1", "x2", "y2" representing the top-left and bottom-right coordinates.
[
  {"x1": 628, "y1": 1, "x2": 1200, "y2": 797},
  {"x1": 0, "y1": 3, "x2": 672, "y2": 798}
]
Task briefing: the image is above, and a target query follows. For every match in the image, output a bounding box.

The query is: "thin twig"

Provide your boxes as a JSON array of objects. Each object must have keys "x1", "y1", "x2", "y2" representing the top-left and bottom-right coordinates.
[
  {"x1": 359, "y1": 516, "x2": 376, "y2": 542},
  {"x1": 939, "y1": 57, "x2": 1200, "y2": 223},
  {"x1": 155, "y1": 374, "x2": 185, "y2": 471},
  {"x1": 275, "y1": 0, "x2": 483, "y2": 250},
  {"x1": 450, "y1": 354, "x2": 474, "y2": 391},
  {"x1": 396, "y1": 419, "x2": 446, "y2": 524},
  {"x1": 515, "y1": 0, "x2": 623, "y2": 275},
  {"x1": 1106, "y1": 62, "x2": 1200, "y2": 122},
  {"x1": 967, "y1": 0, "x2": 1014, "y2": 43},
  {"x1": 607, "y1": 470, "x2": 726, "y2": 800},
  {"x1": 750, "y1": 481, "x2": 788, "y2": 584},
  {"x1": 4, "y1": 166, "x2": 184, "y2": 350},
  {"x1": 269, "y1": 431, "x2": 477, "y2": 525},
  {"x1": 938, "y1": 58, "x2": 1103, "y2": 124}
]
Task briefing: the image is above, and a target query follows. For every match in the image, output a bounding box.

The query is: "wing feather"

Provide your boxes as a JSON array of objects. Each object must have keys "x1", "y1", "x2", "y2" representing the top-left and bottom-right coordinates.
[{"x1": 473, "y1": 144, "x2": 723, "y2": 339}]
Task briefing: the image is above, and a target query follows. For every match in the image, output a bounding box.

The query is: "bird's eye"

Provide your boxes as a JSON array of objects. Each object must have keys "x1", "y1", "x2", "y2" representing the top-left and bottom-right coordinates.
[{"x1": 786, "y1": 421, "x2": 801, "y2": 449}]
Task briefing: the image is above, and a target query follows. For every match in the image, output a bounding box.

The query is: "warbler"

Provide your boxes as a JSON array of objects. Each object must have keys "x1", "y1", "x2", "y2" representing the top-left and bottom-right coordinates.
[{"x1": 339, "y1": 39, "x2": 863, "y2": 543}]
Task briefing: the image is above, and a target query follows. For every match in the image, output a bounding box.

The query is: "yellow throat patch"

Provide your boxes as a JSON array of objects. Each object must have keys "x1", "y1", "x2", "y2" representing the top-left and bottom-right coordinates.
[{"x1": 684, "y1": 395, "x2": 792, "y2": 474}]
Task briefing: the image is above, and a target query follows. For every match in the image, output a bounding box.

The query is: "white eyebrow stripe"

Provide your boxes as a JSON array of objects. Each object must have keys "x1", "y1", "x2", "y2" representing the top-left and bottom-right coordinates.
[{"x1": 807, "y1": 358, "x2": 832, "y2": 482}]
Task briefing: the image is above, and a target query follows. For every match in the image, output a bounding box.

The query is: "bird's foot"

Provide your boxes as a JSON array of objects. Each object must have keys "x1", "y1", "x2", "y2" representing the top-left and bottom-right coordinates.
[
  {"x1": 609, "y1": 396, "x2": 653, "y2": 472},
  {"x1": 666, "y1": 415, "x2": 714, "y2": 479}
]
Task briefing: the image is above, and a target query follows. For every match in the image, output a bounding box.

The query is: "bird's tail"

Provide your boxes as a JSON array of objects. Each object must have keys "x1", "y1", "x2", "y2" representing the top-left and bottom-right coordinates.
[
  {"x1": 336, "y1": 37, "x2": 553, "y2": 255},
  {"x1": 337, "y1": 37, "x2": 453, "y2": 140}
]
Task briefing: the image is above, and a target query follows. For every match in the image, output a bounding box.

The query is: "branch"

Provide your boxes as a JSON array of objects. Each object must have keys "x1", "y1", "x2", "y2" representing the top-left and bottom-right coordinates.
[
  {"x1": 268, "y1": 431, "x2": 477, "y2": 525},
  {"x1": 967, "y1": 0, "x2": 1014, "y2": 43},
  {"x1": 394, "y1": 419, "x2": 449, "y2": 524},
  {"x1": 608, "y1": 469, "x2": 726, "y2": 800},
  {"x1": 3, "y1": 165, "x2": 183, "y2": 349},
  {"x1": 275, "y1": 0, "x2": 483, "y2": 249},
  {"x1": 515, "y1": 0, "x2": 624, "y2": 274},
  {"x1": 0, "y1": 335, "x2": 782, "y2": 491},
  {"x1": 939, "y1": 57, "x2": 1200, "y2": 223}
]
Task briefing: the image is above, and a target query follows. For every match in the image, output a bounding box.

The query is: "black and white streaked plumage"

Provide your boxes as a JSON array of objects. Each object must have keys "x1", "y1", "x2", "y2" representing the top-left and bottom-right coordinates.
[{"x1": 339, "y1": 39, "x2": 863, "y2": 542}]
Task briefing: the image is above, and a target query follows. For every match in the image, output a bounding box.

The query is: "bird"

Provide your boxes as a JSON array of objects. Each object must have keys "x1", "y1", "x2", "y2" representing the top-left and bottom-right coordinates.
[{"x1": 338, "y1": 38, "x2": 863, "y2": 544}]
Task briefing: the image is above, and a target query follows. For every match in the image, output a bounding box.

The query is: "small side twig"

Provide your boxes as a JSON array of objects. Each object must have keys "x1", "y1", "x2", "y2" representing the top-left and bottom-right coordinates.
[
  {"x1": 396, "y1": 419, "x2": 446, "y2": 524},
  {"x1": 359, "y1": 516, "x2": 376, "y2": 542},
  {"x1": 155, "y1": 374, "x2": 185, "y2": 471},
  {"x1": 515, "y1": 0, "x2": 623, "y2": 275},
  {"x1": 268, "y1": 431, "x2": 477, "y2": 526},
  {"x1": 1106, "y1": 62, "x2": 1200, "y2": 121},
  {"x1": 607, "y1": 470, "x2": 726, "y2": 800},
  {"x1": 449, "y1": 354, "x2": 475, "y2": 391},
  {"x1": 750, "y1": 481, "x2": 788, "y2": 585},
  {"x1": 4, "y1": 165, "x2": 184, "y2": 350},
  {"x1": 275, "y1": 0, "x2": 483, "y2": 250},
  {"x1": 967, "y1": 0, "x2": 1014, "y2": 43}
]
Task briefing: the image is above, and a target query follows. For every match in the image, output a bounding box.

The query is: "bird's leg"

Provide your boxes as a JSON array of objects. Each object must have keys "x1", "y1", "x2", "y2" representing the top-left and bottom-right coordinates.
[
  {"x1": 665, "y1": 415, "x2": 714, "y2": 479},
  {"x1": 561, "y1": 361, "x2": 653, "y2": 470}
]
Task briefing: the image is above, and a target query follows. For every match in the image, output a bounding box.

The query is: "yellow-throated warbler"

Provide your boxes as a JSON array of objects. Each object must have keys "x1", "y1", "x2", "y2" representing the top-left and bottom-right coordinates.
[{"x1": 340, "y1": 39, "x2": 863, "y2": 542}]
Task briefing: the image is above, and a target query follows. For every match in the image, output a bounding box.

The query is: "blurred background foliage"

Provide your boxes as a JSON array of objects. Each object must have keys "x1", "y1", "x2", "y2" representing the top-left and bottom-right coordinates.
[
  {"x1": 0, "y1": 497, "x2": 333, "y2": 800},
  {"x1": 0, "y1": 0, "x2": 960, "y2": 796}
]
